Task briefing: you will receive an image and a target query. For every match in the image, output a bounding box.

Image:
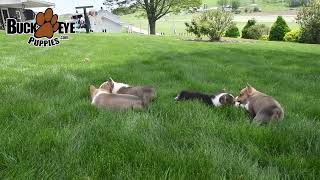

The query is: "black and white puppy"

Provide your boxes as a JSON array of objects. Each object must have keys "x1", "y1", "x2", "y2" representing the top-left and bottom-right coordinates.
[{"x1": 175, "y1": 90, "x2": 235, "y2": 107}]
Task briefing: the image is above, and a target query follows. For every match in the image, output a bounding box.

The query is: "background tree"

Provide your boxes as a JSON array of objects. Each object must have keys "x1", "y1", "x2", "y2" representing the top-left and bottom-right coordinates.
[
  {"x1": 269, "y1": 16, "x2": 290, "y2": 41},
  {"x1": 218, "y1": 0, "x2": 229, "y2": 6},
  {"x1": 297, "y1": 0, "x2": 320, "y2": 44},
  {"x1": 103, "y1": 0, "x2": 118, "y2": 11},
  {"x1": 116, "y1": 0, "x2": 201, "y2": 35},
  {"x1": 231, "y1": 0, "x2": 240, "y2": 10},
  {"x1": 288, "y1": 0, "x2": 310, "y2": 7},
  {"x1": 186, "y1": 9, "x2": 233, "y2": 41}
]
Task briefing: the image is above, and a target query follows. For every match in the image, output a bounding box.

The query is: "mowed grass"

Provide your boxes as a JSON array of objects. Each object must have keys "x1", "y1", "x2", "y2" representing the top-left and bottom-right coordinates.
[{"x1": 0, "y1": 32, "x2": 320, "y2": 179}]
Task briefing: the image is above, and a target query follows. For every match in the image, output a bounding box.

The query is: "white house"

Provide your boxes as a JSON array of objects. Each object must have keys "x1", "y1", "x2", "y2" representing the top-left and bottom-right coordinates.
[{"x1": 89, "y1": 10, "x2": 123, "y2": 33}]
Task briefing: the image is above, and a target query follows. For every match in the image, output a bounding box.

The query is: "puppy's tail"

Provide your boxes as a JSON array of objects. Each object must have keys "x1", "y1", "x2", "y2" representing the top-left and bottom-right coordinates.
[
  {"x1": 90, "y1": 85, "x2": 98, "y2": 99},
  {"x1": 272, "y1": 107, "x2": 284, "y2": 121}
]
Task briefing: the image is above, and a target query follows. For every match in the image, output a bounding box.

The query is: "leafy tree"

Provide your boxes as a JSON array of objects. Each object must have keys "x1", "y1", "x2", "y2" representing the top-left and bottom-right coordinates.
[
  {"x1": 113, "y1": 0, "x2": 201, "y2": 35},
  {"x1": 297, "y1": 0, "x2": 320, "y2": 44},
  {"x1": 269, "y1": 16, "x2": 290, "y2": 41},
  {"x1": 218, "y1": 0, "x2": 229, "y2": 6},
  {"x1": 288, "y1": 0, "x2": 310, "y2": 7},
  {"x1": 112, "y1": 5, "x2": 137, "y2": 15},
  {"x1": 186, "y1": 10, "x2": 233, "y2": 41},
  {"x1": 241, "y1": 18, "x2": 256, "y2": 39},
  {"x1": 231, "y1": 0, "x2": 240, "y2": 10},
  {"x1": 103, "y1": 0, "x2": 120, "y2": 11}
]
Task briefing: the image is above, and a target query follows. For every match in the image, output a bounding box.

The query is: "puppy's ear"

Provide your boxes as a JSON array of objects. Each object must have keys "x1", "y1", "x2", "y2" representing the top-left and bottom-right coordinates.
[
  {"x1": 245, "y1": 83, "x2": 252, "y2": 94},
  {"x1": 247, "y1": 86, "x2": 254, "y2": 95},
  {"x1": 90, "y1": 85, "x2": 97, "y2": 99}
]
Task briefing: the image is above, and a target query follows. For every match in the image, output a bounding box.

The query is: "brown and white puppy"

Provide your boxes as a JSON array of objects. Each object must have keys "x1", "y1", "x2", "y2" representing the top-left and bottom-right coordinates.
[
  {"x1": 100, "y1": 78, "x2": 156, "y2": 104},
  {"x1": 235, "y1": 85, "x2": 284, "y2": 124},
  {"x1": 90, "y1": 85, "x2": 144, "y2": 110}
]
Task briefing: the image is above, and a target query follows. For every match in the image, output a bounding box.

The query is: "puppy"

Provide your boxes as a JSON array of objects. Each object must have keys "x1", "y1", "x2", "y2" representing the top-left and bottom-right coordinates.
[
  {"x1": 100, "y1": 78, "x2": 156, "y2": 104},
  {"x1": 90, "y1": 85, "x2": 144, "y2": 110},
  {"x1": 235, "y1": 84, "x2": 284, "y2": 124},
  {"x1": 175, "y1": 90, "x2": 235, "y2": 107}
]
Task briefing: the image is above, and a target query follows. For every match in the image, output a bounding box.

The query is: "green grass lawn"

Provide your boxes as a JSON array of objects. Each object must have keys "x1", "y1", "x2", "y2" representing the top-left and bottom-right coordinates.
[{"x1": 0, "y1": 32, "x2": 320, "y2": 179}]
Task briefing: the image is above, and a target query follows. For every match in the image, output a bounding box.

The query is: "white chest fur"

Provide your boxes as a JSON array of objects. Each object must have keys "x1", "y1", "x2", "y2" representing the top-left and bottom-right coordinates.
[{"x1": 112, "y1": 82, "x2": 130, "y2": 94}]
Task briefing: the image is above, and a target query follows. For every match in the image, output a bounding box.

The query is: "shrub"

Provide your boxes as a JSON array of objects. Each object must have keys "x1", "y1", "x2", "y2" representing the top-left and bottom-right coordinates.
[
  {"x1": 260, "y1": 35, "x2": 269, "y2": 41},
  {"x1": 234, "y1": 9, "x2": 241, "y2": 14},
  {"x1": 297, "y1": 0, "x2": 320, "y2": 44},
  {"x1": 225, "y1": 23, "x2": 240, "y2": 37},
  {"x1": 242, "y1": 19, "x2": 256, "y2": 38},
  {"x1": 284, "y1": 29, "x2": 301, "y2": 42},
  {"x1": 245, "y1": 24, "x2": 269, "y2": 40},
  {"x1": 185, "y1": 16, "x2": 202, "y2": 39},
  {"x1": 186, "y1": 10, "x2": 234, "y2": 41},
  {"x1": 269, "y1": 16, "x2": 290, "y2": 41},
  {"x1": 253, "y1": 7, "x2": 260, "y2": 12}
]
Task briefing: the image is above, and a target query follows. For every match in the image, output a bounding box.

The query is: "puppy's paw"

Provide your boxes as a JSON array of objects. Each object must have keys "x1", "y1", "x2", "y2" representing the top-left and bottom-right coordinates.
[{"x1": 235, "y1": 102, "x2": 241, "y2": 107}]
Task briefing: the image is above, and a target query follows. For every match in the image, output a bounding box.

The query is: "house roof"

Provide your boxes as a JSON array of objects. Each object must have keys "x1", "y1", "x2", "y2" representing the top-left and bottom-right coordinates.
[
  {"x1": 98, "y1": 10, "x2": 121, "y2": 25},
  {"x1": 0, "y1": 0, "x2": 54, "y2": 8}
]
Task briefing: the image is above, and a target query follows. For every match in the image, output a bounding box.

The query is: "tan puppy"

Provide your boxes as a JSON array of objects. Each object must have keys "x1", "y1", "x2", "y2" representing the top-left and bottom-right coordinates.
[
  {"x1": 236, "y1": 85, "x2": 284, "y2": 124},
  {"x1": 100, "y1": 78, "x2": 156, "y2": 104},
  {"x1": 90, "y1": 85, "x2": 144, "y2": 110}
]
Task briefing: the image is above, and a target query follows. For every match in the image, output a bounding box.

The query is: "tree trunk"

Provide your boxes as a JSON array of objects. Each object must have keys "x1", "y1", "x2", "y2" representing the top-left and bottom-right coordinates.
[{"x1": 148, "y1": 18, "x2": 156, "y2": 35}]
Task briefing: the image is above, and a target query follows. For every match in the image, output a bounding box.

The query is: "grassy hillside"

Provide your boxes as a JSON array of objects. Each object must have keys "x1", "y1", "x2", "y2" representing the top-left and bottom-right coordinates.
[
  {"x1": 0, "y1": 32, "x2": 319, "y2": 179},
  {"x1": 203, "y1": 0, "x2": 291, "y2": 11}
]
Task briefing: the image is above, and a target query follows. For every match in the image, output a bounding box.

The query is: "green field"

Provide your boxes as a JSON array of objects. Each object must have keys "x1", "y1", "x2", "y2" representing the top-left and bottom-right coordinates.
[
  {"x1": 0, "y1": 32, "x2": 320, "y2": 179},
  {"x1": 203, "y1": 0, "x2": 291, "y2": 11}
]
